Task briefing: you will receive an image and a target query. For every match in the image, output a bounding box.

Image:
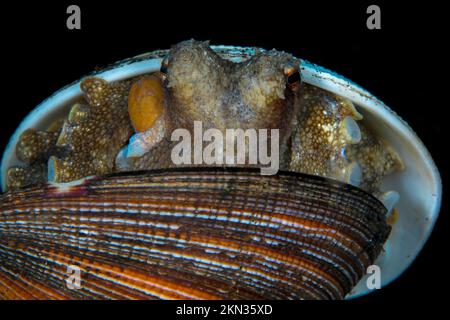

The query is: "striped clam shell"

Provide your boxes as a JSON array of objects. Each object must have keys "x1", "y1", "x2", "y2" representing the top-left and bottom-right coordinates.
[{"x1": 0, "y1": 168, "x2": 390, "y2": 299}]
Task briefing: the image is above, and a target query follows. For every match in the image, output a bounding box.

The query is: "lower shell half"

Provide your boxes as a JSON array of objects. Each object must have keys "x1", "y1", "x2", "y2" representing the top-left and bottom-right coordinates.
[{"x1": 0, "y1": 169, "x2": 389, "y2": 300}]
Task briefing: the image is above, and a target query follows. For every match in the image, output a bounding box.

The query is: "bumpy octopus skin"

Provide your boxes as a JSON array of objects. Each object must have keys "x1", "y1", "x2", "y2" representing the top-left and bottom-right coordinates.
[
  {"x1": 6, "y1": 40, "x2": 403, "y2": 201},
  {"x1": 6, "y1": 162, "x2": 47, "y2": 191},
  {"x1": 7, "y1": 120, "x2": 63, "y2": 189},
  {"x1": 7, "y1": 78, "x2": 133, "y2": 188},
  {"x1": 290, "y1": 84, "x2": 363, "y2": 184},
  {"x1": 165, "y1": 40, "x2": 300, "y2": 133},
  {"x1": 15, "y1": 128, "x2": 60, "y2": 164},
  {"x1": 48, "y1": 78, "x2": 133, "y2": 182},
  {"x1": 127, "y1": 39, "x2": 302, "y2": 170},
  {"x1": 290, "y1": 84, "x2": 403, "y2": 194}
]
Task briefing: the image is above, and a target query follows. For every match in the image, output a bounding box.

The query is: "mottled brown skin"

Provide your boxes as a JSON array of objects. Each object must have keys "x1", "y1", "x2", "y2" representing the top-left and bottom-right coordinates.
[
  {"x1": 132, "y1": 40, "x2": 301, "y2": 170},
  {"x1": 7, "y1": 129, "x2": 57, "y2": 191},
  {"x1": 290, "y1": 84, "x2": 403, "y2": 194},
  {"x1": 6, "y1": 120, "x2": 63, "y2": 190},
  {"x1": 47, "y1": 78, "x2": 133, "y2": 182},
  {"x1": 6, "y1": 163, "x2": 47, "y2": 191},
  {"x1": 7, "y1": 78, "x2": 134, "y2": 189},
  {"x1": 166, "y1": 40, "x2": 299, "y2": 132},
  {"x1": 15, "y1": 129, "x2": 60, "y2": 164},
  {"x1": 290, "y1": 85, "x2": 361, "y2": 180}
]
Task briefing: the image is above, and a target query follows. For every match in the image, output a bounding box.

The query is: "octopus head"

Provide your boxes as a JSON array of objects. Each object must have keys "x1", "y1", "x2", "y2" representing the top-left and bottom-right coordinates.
[{"x1": 162, "y1": 40, "x2": 301, "y2": 134}]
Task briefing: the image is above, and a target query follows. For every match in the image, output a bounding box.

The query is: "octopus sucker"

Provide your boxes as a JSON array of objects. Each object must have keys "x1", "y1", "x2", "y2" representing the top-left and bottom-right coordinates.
[{"x1": 0, "y1": 39, "x2": 438, "y2": 300}]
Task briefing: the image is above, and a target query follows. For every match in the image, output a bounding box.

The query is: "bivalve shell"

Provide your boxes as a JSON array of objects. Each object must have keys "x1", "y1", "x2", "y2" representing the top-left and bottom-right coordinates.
[{"x1": 0, "y1": 168, "x2": 389, "y2": 300}]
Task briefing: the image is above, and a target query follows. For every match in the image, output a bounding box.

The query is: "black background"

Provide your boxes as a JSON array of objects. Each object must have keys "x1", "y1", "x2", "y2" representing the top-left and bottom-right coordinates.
[{"x1": 0, "y1": 0, "x2": 448, "y2": 313}]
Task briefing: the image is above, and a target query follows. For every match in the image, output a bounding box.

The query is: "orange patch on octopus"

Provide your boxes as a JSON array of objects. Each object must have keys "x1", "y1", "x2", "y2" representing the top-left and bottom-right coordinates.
[{"x1": 128, "y1": 75, "x2": 166, "y2": 133}]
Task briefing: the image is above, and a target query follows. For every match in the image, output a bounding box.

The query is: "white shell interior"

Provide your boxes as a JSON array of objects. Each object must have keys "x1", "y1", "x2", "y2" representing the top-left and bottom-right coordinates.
[{"x1": 0, "y1": 46, "x2": 442, "y2": 299}]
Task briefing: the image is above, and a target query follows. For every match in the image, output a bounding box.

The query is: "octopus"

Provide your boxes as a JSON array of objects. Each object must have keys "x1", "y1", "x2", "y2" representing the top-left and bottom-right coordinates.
[
  {"x1": 6, "y1": 39, "x2": 403, "y2": 210},
  {"x1": 118, "y1": 40, "x2": 302, "y2": 170}
]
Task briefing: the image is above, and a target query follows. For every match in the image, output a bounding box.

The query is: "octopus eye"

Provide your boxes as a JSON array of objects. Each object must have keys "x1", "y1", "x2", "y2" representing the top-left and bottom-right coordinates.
[
  {"x1": 285, "y1": 68, "x2": 301, "y2": 90},
  {"x1": 160, "y1": 57, "x2": 169, "y2": 75}
]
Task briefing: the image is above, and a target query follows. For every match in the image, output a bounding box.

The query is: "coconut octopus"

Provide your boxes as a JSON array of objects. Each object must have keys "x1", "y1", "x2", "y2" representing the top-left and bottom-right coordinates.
[{"x1": 5, "y1": 39, "x2": 403, "y2": 210}]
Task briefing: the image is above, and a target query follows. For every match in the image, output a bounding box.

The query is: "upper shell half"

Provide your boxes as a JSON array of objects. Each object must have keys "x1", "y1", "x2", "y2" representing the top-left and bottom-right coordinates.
[{"x1": 0, "y1": 46, "x2": 442, "y2": 299}]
